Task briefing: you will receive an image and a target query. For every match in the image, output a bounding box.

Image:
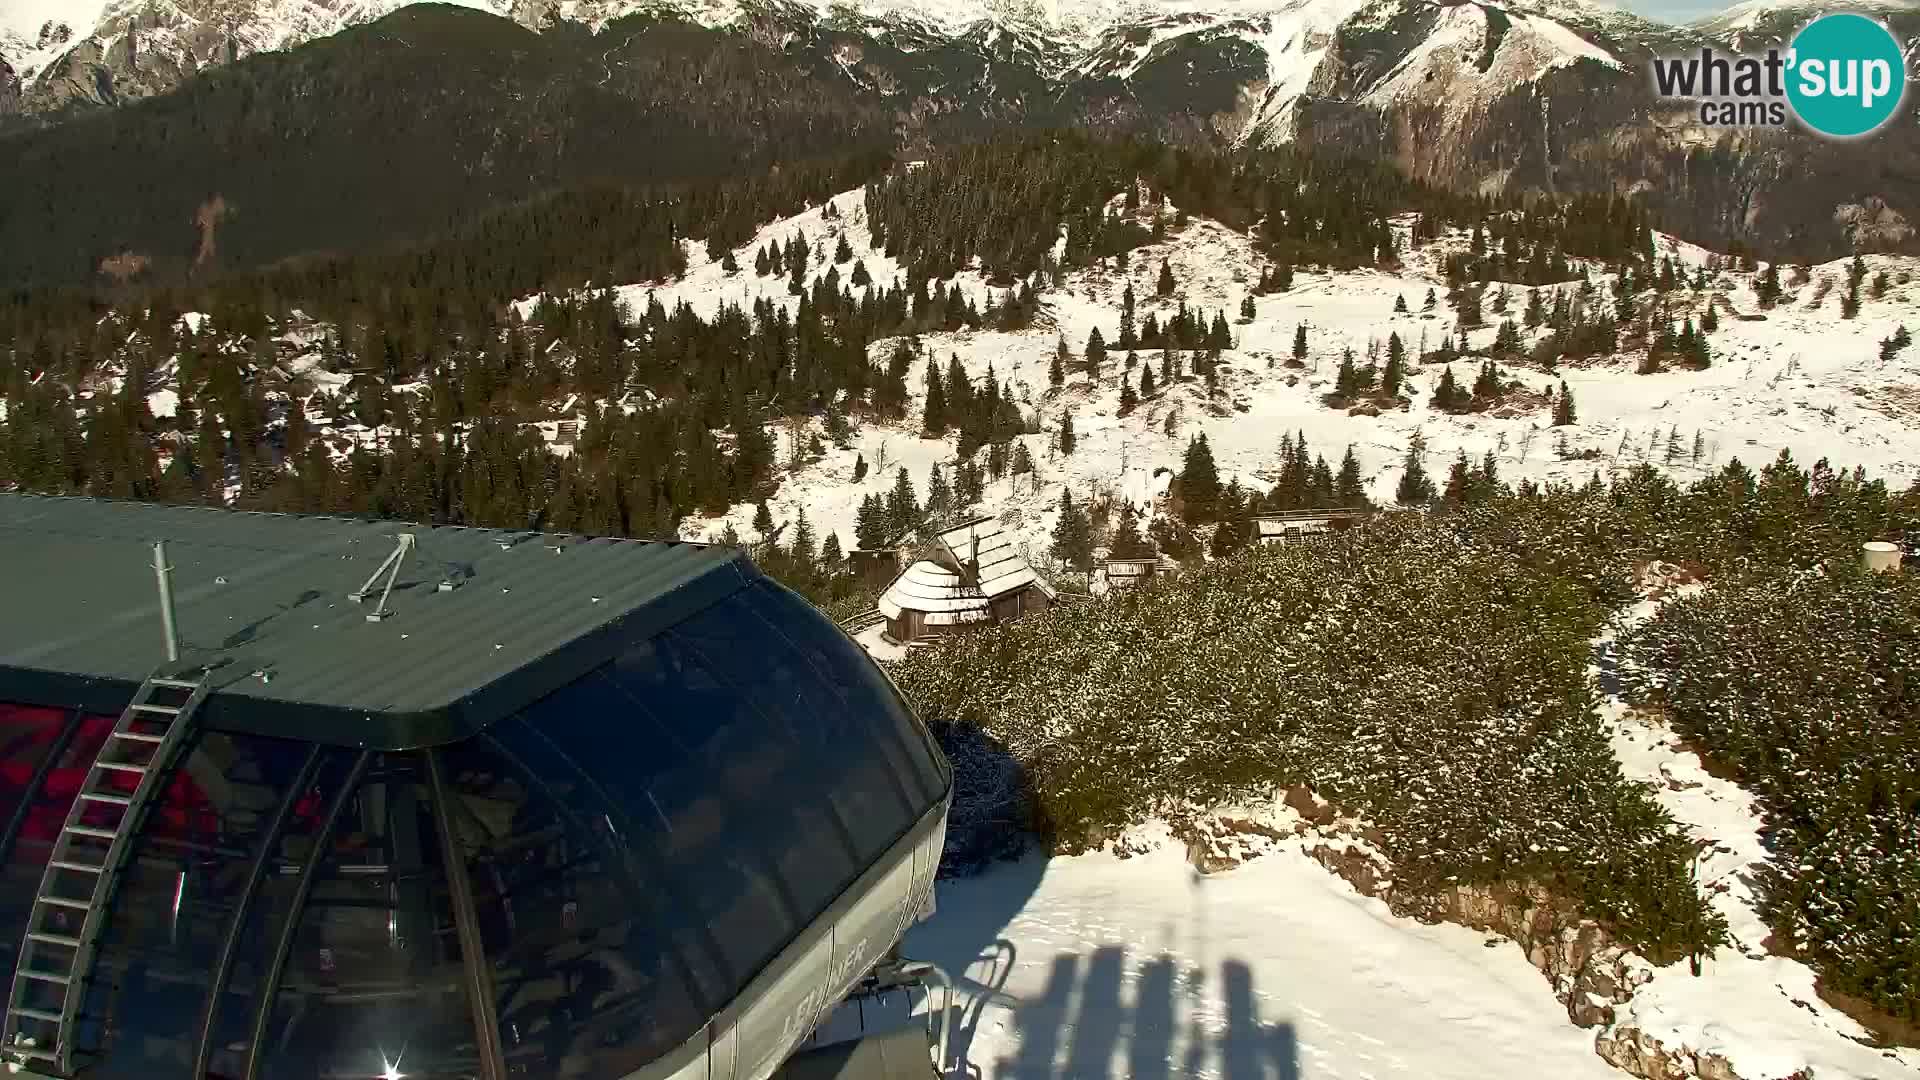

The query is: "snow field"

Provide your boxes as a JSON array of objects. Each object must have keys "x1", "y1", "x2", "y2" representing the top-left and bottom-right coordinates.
[{"x1": 631, "y1": 188, "x2": 1920, "y2": 569}]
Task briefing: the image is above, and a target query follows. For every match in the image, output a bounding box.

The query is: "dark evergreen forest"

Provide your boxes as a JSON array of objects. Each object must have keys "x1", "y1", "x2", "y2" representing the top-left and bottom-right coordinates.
[{"x1": 0, "y1": 5, "x2": 904, "y2": 287}]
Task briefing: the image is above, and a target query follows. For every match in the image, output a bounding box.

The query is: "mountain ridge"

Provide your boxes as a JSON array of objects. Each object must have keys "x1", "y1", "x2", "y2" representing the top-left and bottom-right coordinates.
[{"x1": 3, "y1": 0, "x2": 1918, "y2": 285}]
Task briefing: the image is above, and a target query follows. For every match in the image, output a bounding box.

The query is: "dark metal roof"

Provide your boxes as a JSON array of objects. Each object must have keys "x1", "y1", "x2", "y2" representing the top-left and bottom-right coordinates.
[{"x1": 0, "y1": 494, "x2": 751, "y2": 748}]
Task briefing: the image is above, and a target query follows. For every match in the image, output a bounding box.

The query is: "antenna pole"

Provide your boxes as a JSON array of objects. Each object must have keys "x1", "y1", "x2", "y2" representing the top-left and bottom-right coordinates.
[{"x1": 153, "y1": 541, "x2": 180, "y2": 663}]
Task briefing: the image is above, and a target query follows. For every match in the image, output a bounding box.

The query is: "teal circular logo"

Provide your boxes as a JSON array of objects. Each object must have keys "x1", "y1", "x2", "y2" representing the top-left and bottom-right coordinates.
[{"x1": 1786, "y1": 13, "x2": 1907, "y2": 138}]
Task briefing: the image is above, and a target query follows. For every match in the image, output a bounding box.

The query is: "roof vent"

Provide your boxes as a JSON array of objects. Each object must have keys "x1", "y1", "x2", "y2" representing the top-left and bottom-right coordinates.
[{"x1": 1864, "y1": 541, "x2": 1903, "y2": 574}]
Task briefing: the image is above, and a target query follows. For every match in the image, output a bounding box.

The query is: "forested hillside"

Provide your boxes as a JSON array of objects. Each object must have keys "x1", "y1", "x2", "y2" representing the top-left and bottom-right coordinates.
[{"x1": 0, "y1": 135, "x2": 1667, "y2": 610}]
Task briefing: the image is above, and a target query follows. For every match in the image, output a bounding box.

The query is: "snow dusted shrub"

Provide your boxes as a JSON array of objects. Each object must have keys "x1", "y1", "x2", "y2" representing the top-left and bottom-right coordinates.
[
  {"x1": 895, "y1": 505, "x2": 1725, "y2": 960},
  {"x1": 1624, "y1": 567, "x2": 1920, "y2": 1023}
]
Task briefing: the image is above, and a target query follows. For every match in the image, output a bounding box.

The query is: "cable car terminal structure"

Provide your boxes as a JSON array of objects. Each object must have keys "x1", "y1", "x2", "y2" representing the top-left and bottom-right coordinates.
[{"x1": 0, "y1": 494, "x2": 956, "y2": 1080}]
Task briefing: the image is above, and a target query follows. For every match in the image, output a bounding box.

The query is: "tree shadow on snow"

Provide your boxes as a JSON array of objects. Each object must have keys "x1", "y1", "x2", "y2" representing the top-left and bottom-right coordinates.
[{"x1": 991, "y1": 948, "x2": 1300, "y2": 1080}]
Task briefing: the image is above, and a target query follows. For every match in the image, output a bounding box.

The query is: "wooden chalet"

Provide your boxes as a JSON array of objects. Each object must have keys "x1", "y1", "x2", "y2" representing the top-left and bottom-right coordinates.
[{"x1": 875, "y1": 516, "x2": 1056, "y2": 645}]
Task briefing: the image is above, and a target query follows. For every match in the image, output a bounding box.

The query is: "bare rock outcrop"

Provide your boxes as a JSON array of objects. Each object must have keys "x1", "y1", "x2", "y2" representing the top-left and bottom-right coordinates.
[
  {"x1": 1593, "y1": 1027, "x2": 1767, "y2": 1080},
  {"x1": 1304, "y1": 837, "x2": 1651, "y2": 1030},
  {"x1": 0, "y1": 58, "x2": 19, "y2": 116}
]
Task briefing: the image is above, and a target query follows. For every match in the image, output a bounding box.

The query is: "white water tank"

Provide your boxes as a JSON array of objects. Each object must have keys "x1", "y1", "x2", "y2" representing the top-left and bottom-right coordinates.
[{"x1": 1863, "y1": 541, "x2": 1903, "y2": 573}]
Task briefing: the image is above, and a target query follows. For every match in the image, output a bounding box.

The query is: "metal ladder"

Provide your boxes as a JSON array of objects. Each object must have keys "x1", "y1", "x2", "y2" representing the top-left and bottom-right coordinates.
[{"x1": 3, "y1": 670, "x2": 210, "y2": 1073}]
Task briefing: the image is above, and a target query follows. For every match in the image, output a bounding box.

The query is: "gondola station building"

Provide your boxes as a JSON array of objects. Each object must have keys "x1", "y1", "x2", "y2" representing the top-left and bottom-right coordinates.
[{"x1": 0, "y1": 494, "x2": 954, "y2": 1080}]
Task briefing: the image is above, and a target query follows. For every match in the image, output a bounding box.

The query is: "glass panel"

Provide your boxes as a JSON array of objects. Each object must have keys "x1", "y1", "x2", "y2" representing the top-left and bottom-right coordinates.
[
  {"x1": 590, "y1": 642, "x2": 798, "y2": 986},
  {"x1": 496, "y1": 717, "x2": 729, "y2": 1021},
  {"x1": 670, "y1": 597, "x2": 892, "y2": 879},
  {"x1": 0, "y1": 707, "x2": 113, "y2": 981},
  {"x1": 0, "y1": 703, "x2": 72, "y2": 853},
  {"x1": 740, "y1": 581, "x2": 947, "y2": 805},
  {"x1": 70, "y1": 731, "x2": 319, "y2": 1076},
  {"x1": 199, "y1": 748, "x2": 357, "y2": 1080},
  {"x1": 251, "y1": 753, "x2": 482, "y2": 1080},
  {"x1": 438, "y1": 730, "x2": 704, "y2": 1080}
]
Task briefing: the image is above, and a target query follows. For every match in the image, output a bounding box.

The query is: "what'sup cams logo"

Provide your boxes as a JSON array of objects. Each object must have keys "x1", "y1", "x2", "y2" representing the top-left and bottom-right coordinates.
[{"x1": 1651, "y1": 12, "x2": 1909, "y2": 138}]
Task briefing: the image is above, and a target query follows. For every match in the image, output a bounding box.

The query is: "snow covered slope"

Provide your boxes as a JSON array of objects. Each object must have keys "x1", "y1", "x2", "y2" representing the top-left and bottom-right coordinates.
[
  {"x1": 896, "y1": 839, "x2": 1628, "y2": 1080},
  {"x1": 581, "y1": 189, "x2": 1920, "y2": 567}
]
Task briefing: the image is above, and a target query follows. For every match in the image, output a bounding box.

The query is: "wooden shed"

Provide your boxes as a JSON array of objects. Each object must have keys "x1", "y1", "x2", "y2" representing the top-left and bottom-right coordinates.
[
  {"x1": 1253, "y1": 507, "x2": 1369, "y2": 546},
  {"x1": 1104, "y1": 557, "x2": 1161, "y2": 590}
]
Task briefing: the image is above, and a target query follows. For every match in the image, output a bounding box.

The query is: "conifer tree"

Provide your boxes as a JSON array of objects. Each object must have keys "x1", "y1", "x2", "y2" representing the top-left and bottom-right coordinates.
[
  {"x1": 1493, "y1": 319, "x2": 1521, "y2": 354},
  {"x1": 1472, "y1": 360, "x2": 1500, "y2": 399},
  {"x1": 1109, "y1": 502, "x2": 1154, "y2": 558},
  {"x1": 1335, "y1": 351, "x2": 1360, "y2": 398},
  {"x1": 791, "y1": 507, "x2": 816, "y2": 565},
  {"x1": 955, "y1": 457, "x2": 984, "y2": 507},
  {"x1": 1432, "y1": 366, "x2": 1463, "y2": 412},
  {"x1": 1442, "y1": 451, "x2": 1472, "y2": 508},
  {"x1": 1383, "y1": 334, "x2": 1406, "y2": 397},
  {"x1": 1553, "y1": 381, "x2": 1577, "y2": 426},
  {"x1": 821, "y1": 532, "x2": 843, "y2": 567},
  {"x1": 1179, "y1": 433, "x2": 1221, "y2": 523},
  {"x1": 834, "y1": 234, "x2": 853, "y2": 263},
  {"x1": 1086, "y1": 327, "x2": 1107, "y2": 379},
  {"x1": 1881, "y1": 325, "x2": 1912, "y2": 361},
  {"x1": 1049, "y1": 489, "x2": 1094, "y2": 571},
  {"x1": 855, "y1": 493, "x2": 887, "y2": 549},
  {"x1": 1059, "y1": 409, "x2": 1076, "y2": 455},
  {"x1": 1337, "y1": 445, "x2": 1366, "y2": 506},
  {"x1": 753, "y1": 500, "x2": 775, "y2": 541},
  {"x1": 1158, "y1": 258, "x2": 1176, "y2": 297},
  {"x1": 926, "y1": 463, "x2": 951, "y2": 519},
  {"x1": 1756, "y1": 262, "x2": 1781, "y2": 307},
  {"x1": 1395, "y1": 433, "x2": 1434, "y2": 506},
  {"x1": 1140, "y1": 365, "x2": 1156, "y2": 398},
  {"x1": 1293, "y1": 323, "x2": 1308, "y2": 360},
  {"x1": 1394, "y1": 293, "x2": 1408, "y2": 314},
  {"x1": 913, "y1": 355, "x2": 945, "y2": 436},
  {"x1": 1120, "y1": 284, "x2": 1138, "y2": 348},
  {"x1": 887, "y1": 467, "x2": 919, "y2": 536}
]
